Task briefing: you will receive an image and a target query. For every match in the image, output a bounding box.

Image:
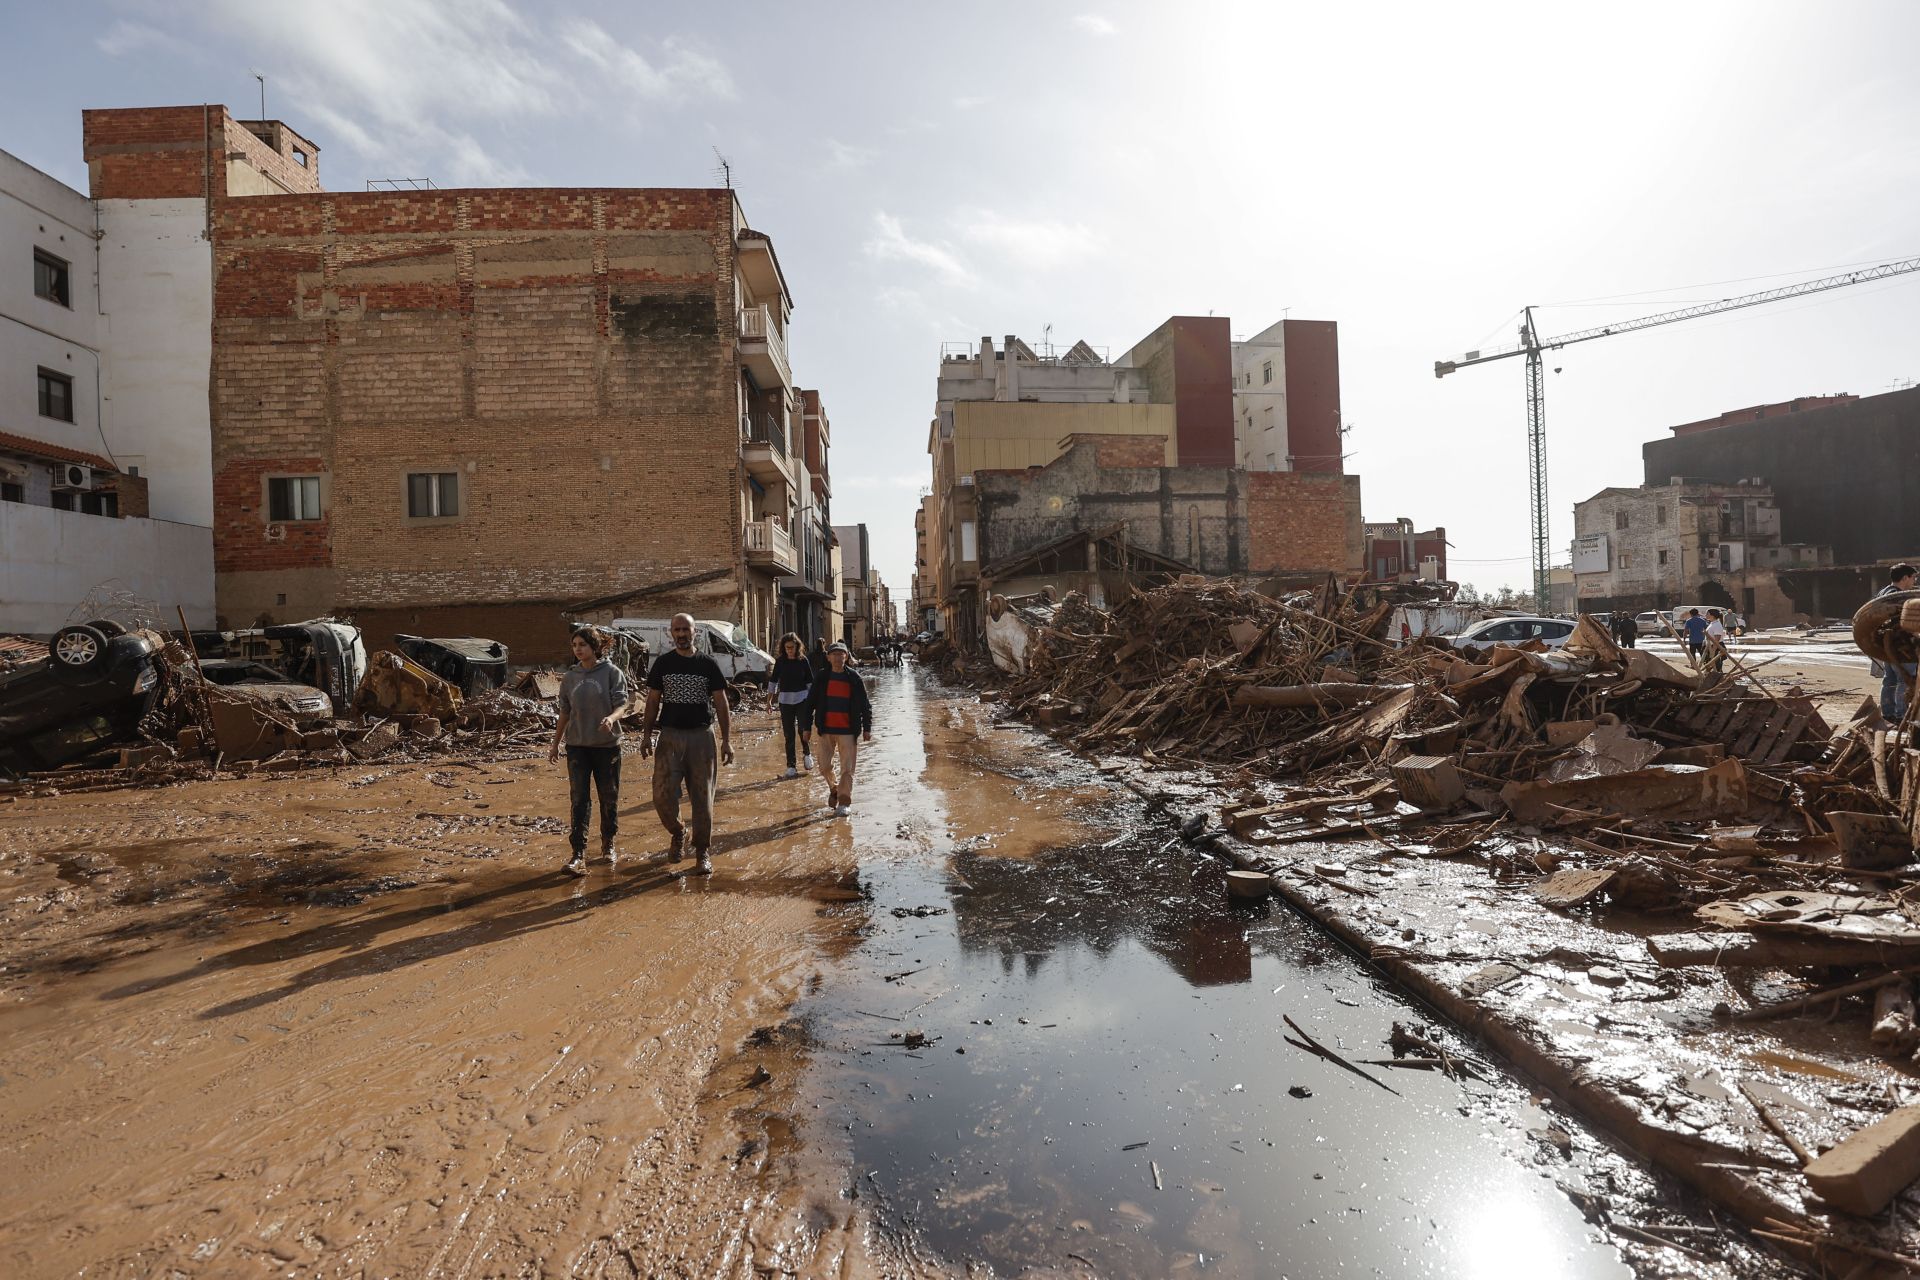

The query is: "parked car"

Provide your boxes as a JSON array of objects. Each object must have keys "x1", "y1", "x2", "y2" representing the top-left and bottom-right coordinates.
[
  {"x1": 393, "y1": 635, "x2": 509, "y2": 697},
  {"x1": 189, "y1": 619, "x2": 368, "y2": 707},
  {"x1": 608, "y1": 617, "x2": 773, "y2": 683},
  {"x1": 1449, "y1": 615, "x2": 1577, "y2": 652},
  {"x1": 193, "y1": 658, "x2": 335, "y2": 725},
  {"x1": 1634, "y1": 611, "x2": 1663, "y2": 633},
  {"x1": 0, "y1": 622, "x2": 162, "y2": 774}
]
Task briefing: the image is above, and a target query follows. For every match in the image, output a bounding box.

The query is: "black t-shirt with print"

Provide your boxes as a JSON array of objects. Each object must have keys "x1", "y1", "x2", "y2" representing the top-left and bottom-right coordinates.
[{"x1": 646, "y1": 650, "x2": 728, "y2": 729}]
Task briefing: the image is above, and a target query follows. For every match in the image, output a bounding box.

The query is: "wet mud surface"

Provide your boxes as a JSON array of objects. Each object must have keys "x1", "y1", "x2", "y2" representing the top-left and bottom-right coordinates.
[{"x1": 0, "y1": 667, "x2": 1770, "y2": 1277}]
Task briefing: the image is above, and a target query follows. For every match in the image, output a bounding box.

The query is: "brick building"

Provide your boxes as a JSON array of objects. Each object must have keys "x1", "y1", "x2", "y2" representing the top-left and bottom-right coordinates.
[
  {"x1": 79, "y1": 104, "x2": 817, "y2": 661},
  {"x1": 1362, "y1": 519, "x2": 1447, "y2": 582},
  {"x1": 1229, "y1": 318, "x2": 1344, "y2": 473}
]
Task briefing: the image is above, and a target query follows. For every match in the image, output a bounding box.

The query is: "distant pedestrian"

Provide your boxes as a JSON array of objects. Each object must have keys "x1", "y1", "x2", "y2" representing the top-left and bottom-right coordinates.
[
  {"x1": 1879, "y1": 563, "x2": 1918, "y2": 722},
  {"x1": 1705, "y1": 609, "x2": 1729, "y2": 672},
  {"x1": 1682, "y1": 608, "x2": 1709, "y2": 668},
  {"x1": 772, "y1": 632, "x2": 816, "y2": 778},
  {"x1": 809, "y1": 635, "x2": 831, "y2": 681},
  {"x1": 809, "y1": 642, "x2": 873, "y2": 817},
  {"x1": 1618, "y1": 612, "x2": 1638, "y2": 649},
  {"x1": 548, "y1": 627, "x2": 628, "y2": 877},
  {"x1": 640, "y1": 613, "x2": 733, "y2": 875}
]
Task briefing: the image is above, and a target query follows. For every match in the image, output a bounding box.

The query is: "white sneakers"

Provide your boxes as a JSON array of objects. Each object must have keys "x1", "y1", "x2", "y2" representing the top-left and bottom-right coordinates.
[
  {"x1": 834, "y1": 804, "x2": 851, "y2": 817},
  {"x1": 803, "y1": 753, "x2": 815, "y2": 770},
  {"x1": 783, "y1": 766, "x2": 798, "y2": 779}
]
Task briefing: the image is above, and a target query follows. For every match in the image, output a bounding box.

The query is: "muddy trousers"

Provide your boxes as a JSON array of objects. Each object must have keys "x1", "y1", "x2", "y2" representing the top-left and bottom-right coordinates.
[
  {"x1": 1884, "y1": 663, "x2": 1917, "y2": 722},
  {"x1": 817, "y1": 733, "x2": 858, "y2": 804},
  {"x1": 566, "y1": 745, "x2": 621, "y2": 855},
  {"x1": 653, "y1": 727, "x2": 717, "y2": 851},
  {"x1": 779, "y1": 701, "x2": 811, "y2": 768}
]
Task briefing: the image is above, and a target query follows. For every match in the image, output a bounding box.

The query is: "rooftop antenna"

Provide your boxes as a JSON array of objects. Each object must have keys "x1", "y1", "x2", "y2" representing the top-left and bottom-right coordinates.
[
  {"x1": 253, "y1": 72, "x2": 265, "y2": 120},
  {"x1": 1043, "y1": 322, "x2": 1053, "y2": 359},
  {"x1": 712, "y1": 147, "x2": 733, "y2": 190}
]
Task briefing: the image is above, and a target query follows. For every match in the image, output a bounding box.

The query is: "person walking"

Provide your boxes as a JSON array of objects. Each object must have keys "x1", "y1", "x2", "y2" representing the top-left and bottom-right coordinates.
[
  {"x1": 1681, "y1": 608, "x2": 1709, "y2": 669},
  {"x1": 548, "y1": 627, "x2": 628, "y2": 877},
  {"x1": 1705, "y1": 609, "x2": 1729, "y2": 673},
  {"x1": 1878, "y1": 563, "x2": 1918, "y2": 722},
  {"x1": 1617, "y1": 611, "x2": 1638, "y2": 649},
  {"x1": 639, "y1": 613, "x2": 733, "y2": 875},
  {"x1": 809, "y1": 642, "x2": 872, "y2": 817},
  {"x1": 772, "y1": 632, "x2": 816, "y2": 778},
  {"x1": 809, "y1": 635, "x2": 831, "y2": 681}
]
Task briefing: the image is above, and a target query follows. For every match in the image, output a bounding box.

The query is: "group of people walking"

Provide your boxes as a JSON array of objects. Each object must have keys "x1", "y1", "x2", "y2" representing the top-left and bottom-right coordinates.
[{"x1": 547, "y1": 615, "x2": 873, "y2": 879}]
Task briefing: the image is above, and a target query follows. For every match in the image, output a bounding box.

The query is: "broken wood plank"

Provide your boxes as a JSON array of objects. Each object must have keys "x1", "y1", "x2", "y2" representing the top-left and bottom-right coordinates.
[
  {"x1": 1231, "y1": 682, "x2": 1403, "y2": 710},
  {"x1": 1650, "y1": 931, "x2": 1920, "y2": 969},
  {"x1": 1803, "y1": 1105, "x2": 1920, "y2": 1216},
  {"x1": 1531, "y1": 867, "x2": 1616, "y2": 910},
  {"x1": 1281, "y1": 1015, "x2": 1399, "y2": 1095}
]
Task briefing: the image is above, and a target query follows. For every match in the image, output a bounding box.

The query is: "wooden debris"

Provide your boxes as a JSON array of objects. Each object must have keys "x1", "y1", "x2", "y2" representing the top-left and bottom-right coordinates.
[{"x1": 1803, "y1": 1105, "x2": 1920, "y2": 1216}]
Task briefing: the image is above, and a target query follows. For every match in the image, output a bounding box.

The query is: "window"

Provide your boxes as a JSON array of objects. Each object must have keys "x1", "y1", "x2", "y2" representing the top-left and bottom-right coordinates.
[
  {"x1": 50, "y1": 491, "x2": 74, "y2": 511},
  {"x1": 1619, "y1": 553, "x2": 1633, "y2": 569},
  {"x1": 292, "y1": 147, "x2": 309, "y2": 168},
  {"x1": 34, "y1": 250, "x2": 70, "y2": 306},
  {"x1": 1, "y1": 482, "x2": 21, "y2": 503},
  {"x1": 1657, "y1": 549, "x2": 1668, "y2": 566},
  {"x1": 407, "y1": 471, "x2": 459, "y2": 518},
  {"x1": 80, "y1": 491, "x2": 117, "y2": 517},
  {"x1": 1655, "y1": 504, "x2": 1667, "y2": 526},
  {"x1": 1614, "y1": 510, "x2": 1629, "y2": 530},
  {"x1": 37, "y1": 368, "x2": 74, "y2": 422},
  {"x1": 959, "y1": 519, "x2": 976, "y2": 562},
  {"x1": 1262, "y1": 360, "x2": 1273, "y2": 385},
  {"x1": 268, "y1": 475, "x2": 323, "y2": 521}
]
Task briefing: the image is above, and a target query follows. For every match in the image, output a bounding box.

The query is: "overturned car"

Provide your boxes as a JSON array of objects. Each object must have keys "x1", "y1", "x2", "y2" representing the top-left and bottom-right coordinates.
[
  {"x1": 392, "y1": 635, "x2": 509, "y2": 697},
  {"x1": 0, "y1": 622, "x2": 162, "y2": 775}
]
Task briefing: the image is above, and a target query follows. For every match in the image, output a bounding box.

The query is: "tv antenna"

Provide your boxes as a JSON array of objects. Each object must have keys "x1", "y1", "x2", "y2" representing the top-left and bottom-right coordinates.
[
  {"x1": 253, "y1": 72, "x2": 266, "y2": 119},
  {"x1": 1042, "y1": 322, "x2": 1053, "y2": 358},
  {"x1": 712, "y1": 147, "x2": 733, "y2": 190}
]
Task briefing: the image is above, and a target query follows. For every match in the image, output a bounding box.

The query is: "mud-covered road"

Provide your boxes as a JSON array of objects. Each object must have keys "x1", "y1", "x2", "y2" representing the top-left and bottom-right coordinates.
[{"x1": 1, "y1": 668, "x2": 1739, "y2": 1278}]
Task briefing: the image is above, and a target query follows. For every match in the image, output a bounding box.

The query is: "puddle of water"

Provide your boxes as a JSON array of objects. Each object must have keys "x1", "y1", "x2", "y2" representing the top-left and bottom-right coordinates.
[{"x1": 799, "y1": 669, "x2": 1632, "y2": 1279}]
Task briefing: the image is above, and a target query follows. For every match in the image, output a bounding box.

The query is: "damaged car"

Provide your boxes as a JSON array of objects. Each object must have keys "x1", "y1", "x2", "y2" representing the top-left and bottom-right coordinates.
[
  {"x1": 193, "y1": 659, "x2": 335, "y2": 726},
  {"x1": 0, "y1": 622, "x2": 163, "y2": 775},
  {"x1": 392, "y1": 635, "x2": 509, "y2": 697},
  {"x1": 191, "y1": 619, "x2": 368, "y2": 708}
]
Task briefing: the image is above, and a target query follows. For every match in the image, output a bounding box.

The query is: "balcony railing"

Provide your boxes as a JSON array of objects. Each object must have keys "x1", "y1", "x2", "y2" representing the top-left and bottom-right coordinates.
[
  {"x1": 742, "y1": 412, "x2": 787, "y2": 457},
  {"x1": 744, "y1": 516, "x2": 798, "y2": 574},
  {"x1": 738, "y1": 304, "x2": 791, "y2": 389}
]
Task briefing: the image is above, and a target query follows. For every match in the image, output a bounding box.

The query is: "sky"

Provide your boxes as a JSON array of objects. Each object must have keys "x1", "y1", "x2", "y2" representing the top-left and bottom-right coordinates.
[{"x1": 8, "y1": 1, "x2": 1920, "y2": 606}]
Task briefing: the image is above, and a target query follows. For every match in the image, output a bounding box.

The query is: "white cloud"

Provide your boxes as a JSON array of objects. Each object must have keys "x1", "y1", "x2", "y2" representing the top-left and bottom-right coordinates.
[
  {"x1": 958, "y1": 210, "x2": 1103, "y2": 267},
  {"x1": 865, "y1": 213, "x2": 973, "y2": 286},
  {"x1": 97, "y1": 20, "x2": 194, "y2": 59},
  {"x1": 826, "y1": 139, "x2": 876, "y2": 170},
  {"x1": 1072, "y1": 13, "x2": 1117, "y2": 36},
  {"x1": 191, "y1": 0, "x2": 731, "y2": 184},
  {"x1": 952, "y1": 95, "x2": 991, "y2": 110}
]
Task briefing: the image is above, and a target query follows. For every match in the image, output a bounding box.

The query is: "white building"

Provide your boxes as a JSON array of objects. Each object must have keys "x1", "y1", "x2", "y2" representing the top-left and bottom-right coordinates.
[
  {"x1": 0, "y1": 146, "x2": 213, "y2": 635},
  {"x1": 1231, "y1": 319, "x2": 1290, "y2": 471}
]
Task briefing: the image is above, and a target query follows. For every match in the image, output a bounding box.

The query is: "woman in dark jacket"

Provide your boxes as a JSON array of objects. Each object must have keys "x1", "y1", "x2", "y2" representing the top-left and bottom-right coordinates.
[{"x1": 772, "y1": 633, "x2": 816, "y2": 778}]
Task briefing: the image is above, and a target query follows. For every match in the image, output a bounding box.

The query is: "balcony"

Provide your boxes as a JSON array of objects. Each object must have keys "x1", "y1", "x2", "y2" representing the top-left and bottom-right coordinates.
[
  {"x1": 744, "y1": 516, "x2": 798, "y2": 575},
  {"x1": 738, "y1": 304, "x2": 791, "y2": 390},
  {"x1": 741, "y1": 412, "x2": 794, "y2": 489}
]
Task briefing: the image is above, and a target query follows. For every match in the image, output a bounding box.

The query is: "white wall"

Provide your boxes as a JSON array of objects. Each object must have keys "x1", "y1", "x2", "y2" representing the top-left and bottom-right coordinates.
[
  {"x1": 0, "y1": 501, "x2": 214, "y2": 635},
  {"x1": 1232, "y1": 319, "x2": 1289, "y2": 471},
  {"x1": 97, "y1": 198, "x2": 213, "y2": 526},
  {"x1": 0, "y1": 148, "x2": 105, "y2": 459}
]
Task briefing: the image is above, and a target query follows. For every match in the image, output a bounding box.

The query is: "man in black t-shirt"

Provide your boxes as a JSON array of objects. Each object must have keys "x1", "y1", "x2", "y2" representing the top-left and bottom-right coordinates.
[{"x1": 640, "y1": 613, "x2": 734, "y2": 875}]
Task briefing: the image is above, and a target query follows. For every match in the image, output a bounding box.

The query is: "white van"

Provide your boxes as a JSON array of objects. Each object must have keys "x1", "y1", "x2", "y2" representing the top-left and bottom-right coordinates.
[{"x1": 609, "y1": 617, "x2": 774, "y2": 684}]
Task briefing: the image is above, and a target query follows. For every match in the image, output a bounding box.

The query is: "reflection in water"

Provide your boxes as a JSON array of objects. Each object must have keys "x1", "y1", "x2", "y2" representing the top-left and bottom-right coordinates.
[{"x1": 796, "y1": 669, "x2": 1630, "y2": 1280}]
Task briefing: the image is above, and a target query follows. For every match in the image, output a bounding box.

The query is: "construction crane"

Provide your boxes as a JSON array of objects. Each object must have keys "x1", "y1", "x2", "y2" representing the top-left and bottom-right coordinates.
[{"x1": 1435, "y1": 255, "x2": 1920, "y2": 611}]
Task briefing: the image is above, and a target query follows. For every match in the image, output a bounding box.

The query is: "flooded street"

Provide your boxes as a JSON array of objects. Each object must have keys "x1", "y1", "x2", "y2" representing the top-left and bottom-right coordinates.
[{"x1": 0, "y1": 667, "x2": 1727, "y2": 1277}]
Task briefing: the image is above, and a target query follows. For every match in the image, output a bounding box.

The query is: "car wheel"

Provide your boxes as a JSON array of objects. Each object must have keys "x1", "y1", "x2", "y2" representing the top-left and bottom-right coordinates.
[
  {"x1": 51, "y1": 624, "x2": 111, "y2": 675},
  {"x1": 1853, "y1": 589, "x2": 1920, "y2": 664}
]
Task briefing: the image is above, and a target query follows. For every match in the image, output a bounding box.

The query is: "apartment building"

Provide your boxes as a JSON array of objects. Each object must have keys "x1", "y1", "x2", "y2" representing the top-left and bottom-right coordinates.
[
  {"x1": 1229, "y1": 319, "x2": 1344, "y2": 473},
  {"x1": 77, "y1": 104, "x2": 825, "y2": 660},
  {"x1": 833, "y1": 522, "x2": 872, "y2": 648},
  {"x1": 0, "y1": 141, "x2": 215, "y2": 633}
]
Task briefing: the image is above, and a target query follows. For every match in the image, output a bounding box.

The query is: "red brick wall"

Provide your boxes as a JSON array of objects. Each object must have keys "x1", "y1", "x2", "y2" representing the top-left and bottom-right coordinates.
[
  {"x1": 1247, "y1": 471, "x2": 1364, "y2": 575},
  {"x1": 98, "y1": 472, "x2": 149, "y2": 519},
  {"x1": 1085, "y1": 433, "x2": 1169, "y2": 469},
  {"x1": 82, "y1": 105, "x2": 222, "y2": 199},
  {"x1": 209, "y1": 187, "x2": 745, "y2": 627},
  {"x1": 1282, "y1": 319, "x2": 1342, "y2": 473}
]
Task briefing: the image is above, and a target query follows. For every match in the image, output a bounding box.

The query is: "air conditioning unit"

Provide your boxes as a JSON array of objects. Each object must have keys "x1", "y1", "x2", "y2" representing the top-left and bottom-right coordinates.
[{"x1": 52, "y1": 464, "x2": 94, "y2": 492}]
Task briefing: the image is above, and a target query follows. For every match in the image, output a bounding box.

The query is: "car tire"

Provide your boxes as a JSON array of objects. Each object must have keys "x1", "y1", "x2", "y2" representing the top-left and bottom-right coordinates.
[
  {"x1": 86, "y1": 618, "x2": 129, "y2": 638},
  {"x1": 1853, "y1": 589, "x2": 1920, "y2": 665},
  {"x1": 51, "y1": 624, "x2": 111, "y2": 676}
]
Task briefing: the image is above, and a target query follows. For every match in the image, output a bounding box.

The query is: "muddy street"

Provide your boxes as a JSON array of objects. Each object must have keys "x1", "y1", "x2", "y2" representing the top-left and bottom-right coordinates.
[{"x1": 2, "y1": 668, "x2": 1734, "y2": 1277}]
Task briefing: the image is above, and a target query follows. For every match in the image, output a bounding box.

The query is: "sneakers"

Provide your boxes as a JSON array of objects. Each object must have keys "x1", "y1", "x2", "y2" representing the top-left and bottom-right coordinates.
[
  {"x1": 666, "y1": 830, "x2": 686, "y2": 862},
  {"x1": 783, "y1": 766, "x2": 798, "y2": 779},
  {"x1": 803, "y1": 752, "x2": 815, "y2": 770},
  {"x1": 834, "y1": 804, "x2": 851, "y2": 818},
  {"x1": 563, "y1": 853, "x2": 587, "y2": 877},
  {"x1": 602, "y1": 842, "x2": 618, "y2": 867},
  {"x1": 692, "y1": 852, "x2": 714, "y2": 876}
]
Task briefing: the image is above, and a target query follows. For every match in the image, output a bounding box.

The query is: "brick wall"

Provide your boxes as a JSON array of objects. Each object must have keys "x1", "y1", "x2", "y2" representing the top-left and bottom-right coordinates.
[
  {"x1": 1246, "y1": 471, "x2": 1364, "y2": 576},
  {"x1": 1085, "y1": 433, "x2": 1167, "y2": 470},
  {"x1": 98, "y1": 471, "x2": 149, "y2": 519},
  {"x1": 82, "y1": 105, "x2": 222, "y2": 199},
  {"x1": 210, "y1": 187, "x2": 747, "y2": 629}
]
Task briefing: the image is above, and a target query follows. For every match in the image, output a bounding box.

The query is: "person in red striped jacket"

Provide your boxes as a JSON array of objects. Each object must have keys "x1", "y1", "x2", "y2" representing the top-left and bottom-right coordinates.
[{"x1": 807, "y1": 642, "x2": 873, "y2": 817}]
